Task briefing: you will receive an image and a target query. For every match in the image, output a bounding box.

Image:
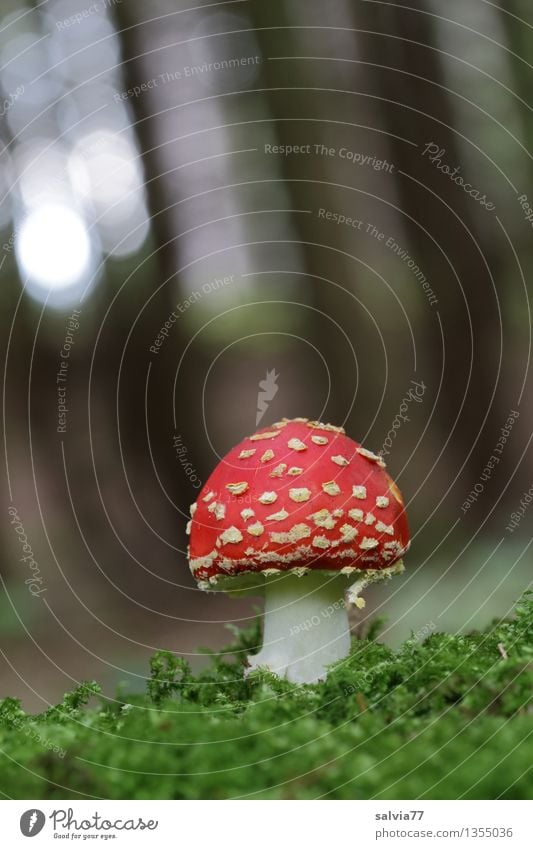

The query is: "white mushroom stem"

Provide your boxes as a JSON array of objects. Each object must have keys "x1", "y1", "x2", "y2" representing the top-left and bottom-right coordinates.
[{"x1": 246, "y1": 571, "x2": 351, "y2": 684}]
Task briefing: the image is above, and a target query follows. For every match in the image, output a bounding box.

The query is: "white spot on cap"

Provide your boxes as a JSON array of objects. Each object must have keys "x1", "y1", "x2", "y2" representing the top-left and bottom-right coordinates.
[
  {"x1": 289, "y1": 523, "x2": 311, "y2": 541},
  {"x1": 226, "y1": 482, "x2": 249, "y2": 495},
  {"x1": 270, "y1": 523, "x2": 311, "y2": 544},
  {"x1": 332, "y1": 508, "x2": 344, "y2": 517},
  {"x1": 269, "y1": 463, "x2": 287, "y2": 477},
  {"x1": 270, "y1": 531, "x2": 288, "y2": 544},
  {"x1": 250, "y1": 430, "x2": 281, "y2": 441},
  {"x1": 365, "y1": 512, "x2": 376, "y2": 525},
  {"x1": 186, "y1": 520, "x2": 192, "y2": 535},
  {"x1": 189, "y1": 549, "x2": 217, "y2": 572},
  {"x1": 322, "y1": 481, "x2": 341, "y2": 496},
  {"x1": 288, "y1": 438, "x2": 307, "y2": 451},
  {"x1": 360, "y1": 537, "x2": 379, "y2": 550},
  {"x1": 247, "y1": 521, "x2": 264, "y2": 536},
  {"x1": 352, "y1": 485, "x2": 367, "y2": 499},
  {"x1": 376, "y1": 521, "x2": 394, "y2": 536},
  {"x1": 239, "y1": 448, "x2": 256, "y2": 459},
  {"x1": 335, "y1": 549, "x2": 358, "y2": 561},
  {"x1": 261, "y1": 449, "x2": 275, "y2": 463},
  {"x1": 189, "y1": 502, "x2": 197, "y2": 517},
  {"x1": 259, "y1": 491, "x2": 278, "y2": 504},
  {"x1": 331, "y1": 455, "x2": 349, "y2": 466},
  {"x1": 312, "y1": 535, "x2": 331, "y2": 549},
  {"x1": 308, "y1": 508, "x2": 336, "y2": 529},
  {"x1": 376, "y1": 496, "x2": 389, "y2": 508},
  {"x1": 289, "y1": 487, "x2": 312, "y2": 502},
  {"x1": 348, "y1": 508, "x2": 364, "y2": 521},
  {"x1": 311, "y1": 435, "x2": 328, "y2": 445},
  {"x1": 266, "y1": 508, "x2": 289, "y2": 522},
  {"x1": 357, "y1": 446, "x2": 386, "y2": 468},
  {"x1": 219, "y1": 526, "x2": 243, "y2": 545},
  {"x1": 384, "y1": 540, "x2": 402, "y2": 552},
  {"x1": 208, "y1": 501, "x2": 226, "y2": 521},
  {"x1": 203, "y1": 490, "x2": 215, "y2": 502},
  {"x1": 307, "y1": 421, "x2": 346, "y2": 434},
  {"x1": 241, "y1": 508, "x2": 255, "y2": 521},
  {"x1": 339, "y1": 524, "x2": 358, "y2": 542},
  {"x1": 287, "y1": 466, "x2": 303, "y2": 476}
]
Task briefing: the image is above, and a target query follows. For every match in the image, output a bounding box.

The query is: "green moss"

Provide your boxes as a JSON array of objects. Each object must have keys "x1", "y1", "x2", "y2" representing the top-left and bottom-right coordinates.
[{"x1": 0, "y1": 593, "x2": 531, "y2": 799}]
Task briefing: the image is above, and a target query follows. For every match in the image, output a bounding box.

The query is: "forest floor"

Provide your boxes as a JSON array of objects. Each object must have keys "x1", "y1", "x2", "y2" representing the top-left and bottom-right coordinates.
[{"x1": 0, "y1": 592, "x2": 531, "y2": 799}]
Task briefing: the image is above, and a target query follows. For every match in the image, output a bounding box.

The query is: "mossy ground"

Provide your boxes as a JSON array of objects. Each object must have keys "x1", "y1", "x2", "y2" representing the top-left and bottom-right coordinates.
[{"x1": 1, "y1": 593, "x2": 532, "y2": 799}]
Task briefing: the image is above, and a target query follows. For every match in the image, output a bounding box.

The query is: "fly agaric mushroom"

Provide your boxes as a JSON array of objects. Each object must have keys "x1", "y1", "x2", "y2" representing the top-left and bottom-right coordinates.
[{"x1": 187, "y1": 418, "x2": 410, "y2": 684}]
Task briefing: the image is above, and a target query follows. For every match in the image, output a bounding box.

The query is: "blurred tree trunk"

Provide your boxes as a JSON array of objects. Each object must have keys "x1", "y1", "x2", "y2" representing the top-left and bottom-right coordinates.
[
  {"x1": 249, "y1": 0, "x2": 367, "y2": 427},
  {"x1": 499, "y1": 1, "x2": 533, "y2": 158},
  {"x1": 112, "y1": 1, "x2": 244, "y2": 482},
  {"x1": 111, "y1": 1, "x2": 197, "y2": 546},
  {"x1": 358, "y1": 0, "x2": 505, "y2": 493}
]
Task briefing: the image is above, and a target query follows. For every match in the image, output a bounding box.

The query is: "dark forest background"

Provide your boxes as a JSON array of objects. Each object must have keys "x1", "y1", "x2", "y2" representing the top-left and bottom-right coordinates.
[{"x1": 0, "y1": 0, "x2": 532, "y2": 709}]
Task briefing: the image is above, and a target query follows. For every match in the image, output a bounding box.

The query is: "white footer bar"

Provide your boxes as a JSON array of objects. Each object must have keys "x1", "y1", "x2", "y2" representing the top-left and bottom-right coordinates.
[{"x1": 2, "y1": 799, "x2": 530, "y2": 848}]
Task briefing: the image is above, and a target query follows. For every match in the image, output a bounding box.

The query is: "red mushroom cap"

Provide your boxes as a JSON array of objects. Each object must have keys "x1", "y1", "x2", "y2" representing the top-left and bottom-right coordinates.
[{"x1": 188, "y1": 418, "x2": 410, "y2": 588}]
